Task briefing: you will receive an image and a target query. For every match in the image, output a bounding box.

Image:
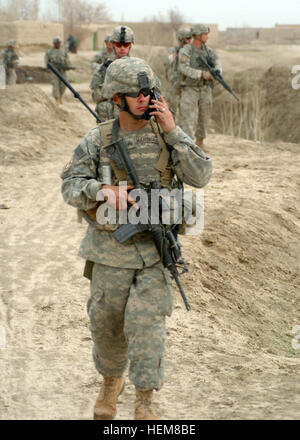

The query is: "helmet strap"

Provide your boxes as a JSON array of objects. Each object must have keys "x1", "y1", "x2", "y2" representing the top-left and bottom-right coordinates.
[{"x1": 118, "y1": 94, "x2": 147, "y2": 120}]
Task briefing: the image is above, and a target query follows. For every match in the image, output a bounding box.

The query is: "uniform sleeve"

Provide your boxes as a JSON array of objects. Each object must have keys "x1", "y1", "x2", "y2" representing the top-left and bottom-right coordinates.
[
  {"x1": 64, "y1": 50, "x2": 72, "y2": 69},
  {"x1": 44, "y1": 50, "x2": 49, "y2": 67},
  {"x1": 164, "y1": 126, "x2": 212, "y2": 188},
  {"x1": 178, "y1": 46, "x2": 202, "y2": 81},
  {"x1": 89, "y1": 67, "x2": 105, "y2": 103},
  {"x1": 61, "y1": 129, "x2": 102, "y2": 210},
  {"x1": 208, "y1": 48, "x2": 222, "y2": 73}
]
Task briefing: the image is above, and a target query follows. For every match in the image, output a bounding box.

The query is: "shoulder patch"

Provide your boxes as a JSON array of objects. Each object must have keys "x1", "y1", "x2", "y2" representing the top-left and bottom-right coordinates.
[{"x1": 74, "y1": 145, "x2": 86, "y2": 159}]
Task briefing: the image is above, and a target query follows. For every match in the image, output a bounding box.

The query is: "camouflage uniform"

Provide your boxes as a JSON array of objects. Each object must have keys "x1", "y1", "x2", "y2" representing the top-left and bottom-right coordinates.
[
  {"x1": 89, "y1": 26, "x2": 135, "y2": 122},
  {"x1": 2, "y1": 40, "x2": 19, "y2": 86},
  {"x1": 91, "y1": 35, "x2": 115, "y2": 72},
  {"x1": 61, "y1": 57, "x2": 212, "y2": 392},
  {"x1": 178, "y1": 25, "x2": 222, "y2": 143},
  {"x1": 90, "y1": 62, "x2": 120, "y2": 121},
  {"x1": 164, "y1": 29, "x2": 191, "y2": 115},
  {"x1": 45, "y1": 37, "x2": 72, "y2": 101}
]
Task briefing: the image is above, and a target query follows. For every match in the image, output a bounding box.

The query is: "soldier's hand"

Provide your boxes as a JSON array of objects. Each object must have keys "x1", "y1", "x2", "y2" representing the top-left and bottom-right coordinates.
[
  {"x1": 101, "y1": 184, "x2": 137, "y2": 211},
  {"x1": 149, "y1": 96, "x2": 175, "y2": 134},
  {"x1": 202, "y1": 71, "x2": 213, "y2": 81}
]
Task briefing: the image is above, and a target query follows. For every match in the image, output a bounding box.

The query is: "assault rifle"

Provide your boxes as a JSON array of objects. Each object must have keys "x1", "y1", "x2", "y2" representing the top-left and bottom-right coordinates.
[
  {"x1": 199, "y1": 55, "x2": 240, "y2": 102},
  {"x1": 112, "y1": 139, "x2": 191, "y2": 311},
  {"x1": 47, "y1": 62, "x2": 101, "y2": 123}
]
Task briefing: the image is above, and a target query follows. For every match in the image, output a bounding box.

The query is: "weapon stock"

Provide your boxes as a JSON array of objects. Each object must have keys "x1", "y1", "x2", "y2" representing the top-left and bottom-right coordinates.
[
  {"x1": 47, "y1": 62, "x2": 102, "y2": 123},
  {"x1": 199, "y1": 56, "x2": 240, "y2": 102}
]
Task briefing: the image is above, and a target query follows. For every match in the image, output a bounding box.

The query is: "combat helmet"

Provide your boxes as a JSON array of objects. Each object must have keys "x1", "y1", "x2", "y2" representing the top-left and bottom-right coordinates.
[
  {"x1": 101, "y1": 57, "x2": 157, "y2": 100},
  {"x1": 191, "y1": 24, "x2": 210, "y2": 36},
  {"x1": 53, "y1": 36, "x2": 62, "y2": 44},
  {"x1": 110, "y1": 25, "x2": 135, "y2": 44},
  {"x1": 177, "y1": 28, "x2": 192, "y2": 42},
  {"x1": 6, "y1": 40, "x2": 16, "y2": 47},
  {"x1": 104, "y1": 34, "x2": 111, "y2": 42}
]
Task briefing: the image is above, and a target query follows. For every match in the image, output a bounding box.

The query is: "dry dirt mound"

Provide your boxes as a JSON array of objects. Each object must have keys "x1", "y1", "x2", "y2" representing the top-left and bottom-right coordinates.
[
  {"x1": 17, "y1": 65, "x2": 51, "y2": 84},
  {"x1": 0, "y1": 84, "x2": 80, "y2": 165},
  {"x1": 212, "y1": 61, "x2": 300, "y2": 144}
]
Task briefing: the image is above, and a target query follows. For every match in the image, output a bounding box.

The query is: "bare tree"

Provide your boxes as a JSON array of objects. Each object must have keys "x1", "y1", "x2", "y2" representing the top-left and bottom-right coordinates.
[
  {"x1": 0, "y1": 0, "x2": 39, "y2": 21},
  {"x1": 144, "y1": 7, "x2": 185, "y2": 30},
  {"x1": 167, "y1": 7, "x2": 185, "y2": 31}
]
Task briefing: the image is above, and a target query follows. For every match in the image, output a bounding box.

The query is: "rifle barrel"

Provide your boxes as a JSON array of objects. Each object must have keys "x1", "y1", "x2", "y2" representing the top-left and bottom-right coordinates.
[{"x1": 47, "y1": 62, "x2": 102, "y2": 123}]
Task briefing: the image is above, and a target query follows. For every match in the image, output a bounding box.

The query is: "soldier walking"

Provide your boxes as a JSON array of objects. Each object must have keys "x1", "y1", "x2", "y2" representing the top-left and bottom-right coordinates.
[
  {"x1": 91, "y1": 34, "x2": 114, "y2": 72},
  {"x1": 1, "y1": 40, "x2": 19, "y2": 86},
  {"x1": 61, "y1": 57, "x2": 212, "y2": 420},
  {"x1": 164, "y1": 28, "x2": 192, "y2": 115},
  {"x1": 45, "y1": 36, "x2": 73, "y2": 104},
  {"x1": 89, "y1": 25, "x2": 134, "y2": 121},
  {"x1": 178, "y1": 24, "x2": 222, "y2": 147}
]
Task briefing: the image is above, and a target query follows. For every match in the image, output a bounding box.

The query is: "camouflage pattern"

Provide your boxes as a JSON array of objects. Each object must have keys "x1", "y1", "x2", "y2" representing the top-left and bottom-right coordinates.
[
  {"x1": 179, "y1": 86, "x2": 212, "y2": 140},
  {"x1": 164, "y1": 46, "x2": 182, "y2": 114},
  {"x1": 96, "y1": 100, "x2": 120, "y2": 121},
  {"x1": 1, "y1": 47, "x2": 19, "y2": 85},
  {"x1": 90, "y1": 61, "x2": 112, "y2": 103},
  {"x1": 101, "y1": 57, "x2": 157, "y2": 100},
  {"x1": 92, "y1": 47, "x2": 115, "y2": 66},
  {"x1": 87, "y1": 261, "x2": 173, "y2": 389},
  {"x1": 110, "y1": 25, "x2": 135, "y2": 43},
  {"x1": 45, "y1": 46, "x2": 72, "y2": 100},
  {"x1": 177, "y1": 28, "x2": 192, "y2": 42},
  {"x1": 191, "y1": 24, "x2": 210, "y2": 35},
  {"x1": 61, "y1": 120, "x2": 212, "y2": 267},
  {"x1": 178, "y1": 42, "x2": 222, "y2": 141},
  {"x1": 90, "y1": 58, "x2": 119, "y2": 121},
  {"x1": 61, "y1": 85, "x2": 212, "y2": 389},
  {"x1": 53, "y1": 36, "x2": 62, "y2": 43}
]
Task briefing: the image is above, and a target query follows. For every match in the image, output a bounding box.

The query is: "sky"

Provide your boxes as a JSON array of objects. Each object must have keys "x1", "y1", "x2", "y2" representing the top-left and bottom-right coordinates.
[{"x1": 39, "y1": 0, "x2": 300, "y2": 31}]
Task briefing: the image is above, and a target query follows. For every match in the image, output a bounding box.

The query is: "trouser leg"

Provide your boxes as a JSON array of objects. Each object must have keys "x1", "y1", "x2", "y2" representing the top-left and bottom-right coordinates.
[
  {"x1": 124, "y1": 262, "x2": 173, "y2": 391},
  {"x1": 87, "y1": 263, "x2": 135, "y2": 377},
  {"x1": 178, "y1": 87, "x2": 199, "y2": 140},
  {"x1": 196, "y1": 86, "x2": 212, "y2": 140}
]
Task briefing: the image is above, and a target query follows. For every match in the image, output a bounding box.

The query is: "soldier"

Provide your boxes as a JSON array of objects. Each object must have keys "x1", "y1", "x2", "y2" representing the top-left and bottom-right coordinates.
[
  {"x1": 164, "y1": 28, "x2": 192, "y2": 115},
  {"x1": 178, "y1": 24, "x2": 222, "y2": 147},
  {"x1": 1, "y1": 40, "x2": 19, "y2": 86},
  {"x1": 45, "y1": 36, "x2": 73, "y2": 105},
  {"x1": 61, "y1": 57, "x2": 212, "y2": 420},
  {"x1": 89, "y1": 25, "x2": 134, "y2": 122},
  {"x1": 91, "y1": 34, "x2": 114, "y2": 72}
]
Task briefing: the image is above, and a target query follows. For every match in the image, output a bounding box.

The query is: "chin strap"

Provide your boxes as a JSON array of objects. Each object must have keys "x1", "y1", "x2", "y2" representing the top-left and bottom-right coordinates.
[{"x1": 118, "y1": 94, "x2": 147, "y2": 120}]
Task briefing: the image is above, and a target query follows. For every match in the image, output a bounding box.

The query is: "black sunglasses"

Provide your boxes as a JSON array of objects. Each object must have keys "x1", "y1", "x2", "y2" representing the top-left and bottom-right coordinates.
[{"x1": 125, "y1": 88, "x2": 151, "y2": 98}]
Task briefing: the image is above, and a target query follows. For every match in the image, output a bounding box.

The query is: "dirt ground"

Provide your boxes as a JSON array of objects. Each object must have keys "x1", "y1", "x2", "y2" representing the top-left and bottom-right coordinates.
[{"x1": 0, "y1": 44, "x2": 299, "y2": 420}]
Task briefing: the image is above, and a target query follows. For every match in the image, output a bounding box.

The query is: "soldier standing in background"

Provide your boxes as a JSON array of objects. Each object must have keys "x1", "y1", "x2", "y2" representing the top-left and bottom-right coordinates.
[
  {"x1": 61, "y1": 57, "x2": 212, "y2": 420},
  {"x1": 91, "y1": 34, "x2": 114, "y2": 72},
  {"x1": 1, "y1": 40, "x2": 19, "y2": 86},
  {"x1": 66, "y1": 35, "x2": 78, "y2": 54},
  {"x1": 164, "y1": 28, "x2": 192, "y2": 116},
  {"x1": 45, "y1": 36, "x2": 73, "y2": 105},
  {"x1": 89, "y1": 25, "x2": 134, "y2": 122},
  {"x1": 178, "y1": 24, "x2": 222, "y2": 148}
]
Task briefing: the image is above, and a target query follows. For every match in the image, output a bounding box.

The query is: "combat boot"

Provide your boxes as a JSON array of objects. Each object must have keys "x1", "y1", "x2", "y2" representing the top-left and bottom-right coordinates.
[
  {"x1": 93, "y1": 376, "x2": 125, "y2": 420},
  {"x1": 134, "y1": 388, "x2": 159, "y2": 420}
]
